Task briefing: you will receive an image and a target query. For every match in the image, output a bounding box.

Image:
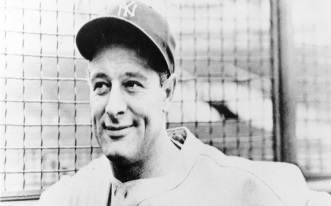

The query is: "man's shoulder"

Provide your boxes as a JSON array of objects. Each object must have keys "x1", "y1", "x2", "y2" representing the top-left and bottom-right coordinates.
[
  {"x1": 194, "y1": 143, "x2": 331, "y2": 206},
  {"x1": 75, "y1": 155, "x2": 111, "y2": 177},
  {"x1": 197, "y1": 145, "x2": 310, "y2": 205},
  {"x1": 59, "y1": 155, "x2": 111, "y2": 184},
  {"x1": 177, "y1": 127, "x2": 306, "y2": 185},
  {"x1": 37, "y1": 155, "x2": 111, "y2": 206},
  {"x1": 173, "y1": 127, "x2": 310, "y2": 205}
]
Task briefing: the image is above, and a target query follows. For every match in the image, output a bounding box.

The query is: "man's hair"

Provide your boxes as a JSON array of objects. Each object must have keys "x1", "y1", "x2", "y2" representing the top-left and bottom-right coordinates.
[{"x1": 92, "y1": 33, "x2": 169, "y2": 87}]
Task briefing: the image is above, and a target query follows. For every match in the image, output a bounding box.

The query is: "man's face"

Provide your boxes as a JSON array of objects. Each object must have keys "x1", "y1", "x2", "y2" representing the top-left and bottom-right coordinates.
[{"x1": 89, "y1": 46, "x2": 169, "y2": 164}]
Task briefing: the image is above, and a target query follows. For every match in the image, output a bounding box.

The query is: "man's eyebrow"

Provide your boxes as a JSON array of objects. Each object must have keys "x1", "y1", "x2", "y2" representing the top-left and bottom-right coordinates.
[
  {"x1": 90, "y1": 72, "x2": 108, "y2": 80},
  {"x1": 123, "y1": 72, "x2": 148, "y2": 81}
]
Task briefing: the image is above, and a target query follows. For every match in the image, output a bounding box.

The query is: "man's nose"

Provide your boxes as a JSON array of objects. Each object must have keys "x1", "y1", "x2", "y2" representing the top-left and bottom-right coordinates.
[{"x1": 105, "y1": 84, "x2": 127, "y2": 119}]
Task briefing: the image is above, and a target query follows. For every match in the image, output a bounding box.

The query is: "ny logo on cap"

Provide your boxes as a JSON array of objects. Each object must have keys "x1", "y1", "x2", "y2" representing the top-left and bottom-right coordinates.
[{"x1": 117, "y1": 1, "x2": 138, "y2": 18}]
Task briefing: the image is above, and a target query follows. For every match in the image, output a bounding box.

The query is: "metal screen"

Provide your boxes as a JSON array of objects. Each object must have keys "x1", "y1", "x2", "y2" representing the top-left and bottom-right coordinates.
[
  {"x1": 166, "y1": 0, "x2": 273, "y2": 161},
  {"x1": 1, "y1": 0, "x2": 313, "y2": 197},
  {"x1": 0, "y1": 0, "x2": 105, "y2": 193},
  {"x1": 293, "y1": 0, "x2": 331, "y2": 177}
]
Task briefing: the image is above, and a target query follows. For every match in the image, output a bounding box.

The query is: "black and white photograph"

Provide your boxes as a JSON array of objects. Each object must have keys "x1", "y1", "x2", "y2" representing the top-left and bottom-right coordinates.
[{"x1": 0, "y1": 0, "x2": 331, "y2": 205}]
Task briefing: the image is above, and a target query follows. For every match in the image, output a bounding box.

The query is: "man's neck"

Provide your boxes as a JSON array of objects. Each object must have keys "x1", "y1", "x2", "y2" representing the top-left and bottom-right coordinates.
[{"x1": 110, "y1": 131, "x2": 181, "y2": 183}]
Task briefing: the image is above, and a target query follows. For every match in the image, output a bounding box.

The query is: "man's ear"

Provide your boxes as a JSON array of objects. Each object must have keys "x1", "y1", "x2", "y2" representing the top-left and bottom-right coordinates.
[{"x1": 162, "y1": 73, "x2": 176, "y2": 113}]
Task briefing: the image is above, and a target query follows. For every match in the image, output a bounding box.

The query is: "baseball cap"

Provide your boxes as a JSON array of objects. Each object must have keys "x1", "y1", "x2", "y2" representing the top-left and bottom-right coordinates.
[{"x1": 76, "y1": 0, "x2": 176, "y2": 75}]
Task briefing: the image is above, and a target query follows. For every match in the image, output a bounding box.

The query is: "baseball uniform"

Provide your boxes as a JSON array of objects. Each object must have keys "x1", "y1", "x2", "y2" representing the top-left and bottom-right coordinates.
[{"x1": 37, "y1": 127, "x2": 331, "y2": 206}]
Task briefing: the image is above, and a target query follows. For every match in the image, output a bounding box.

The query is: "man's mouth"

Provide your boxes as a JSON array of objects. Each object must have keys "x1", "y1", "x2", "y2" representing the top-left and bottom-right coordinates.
[
  {"x1": 104, "y1": 124, "x2": 134, "y2": 138},
  {"x1": 106, "y1": 125, "x2": 132, "y2": 131}
]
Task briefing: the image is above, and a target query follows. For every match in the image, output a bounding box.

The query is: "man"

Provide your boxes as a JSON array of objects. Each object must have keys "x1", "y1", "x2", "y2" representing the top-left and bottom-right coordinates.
[{"x1": 38, "y1": 1, "x2": 331, "y2": 205}]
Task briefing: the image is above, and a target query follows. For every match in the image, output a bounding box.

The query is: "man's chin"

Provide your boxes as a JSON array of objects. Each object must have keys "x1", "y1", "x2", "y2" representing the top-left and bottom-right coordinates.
[{"x1": 104, "y1": 150, "x2": 135, "y2": 166}]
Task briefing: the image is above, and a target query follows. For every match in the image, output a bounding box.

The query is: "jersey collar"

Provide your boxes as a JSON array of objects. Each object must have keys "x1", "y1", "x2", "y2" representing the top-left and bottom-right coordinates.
[{"x1": 108, "y1": 127, "x2": 200, "y2": 206}]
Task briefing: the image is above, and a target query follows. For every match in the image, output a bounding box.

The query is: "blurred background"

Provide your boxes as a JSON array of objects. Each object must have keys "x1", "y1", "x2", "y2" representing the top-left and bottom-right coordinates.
[{"x1": 0, "y1": 0, "x2": 330, "y2": 204}]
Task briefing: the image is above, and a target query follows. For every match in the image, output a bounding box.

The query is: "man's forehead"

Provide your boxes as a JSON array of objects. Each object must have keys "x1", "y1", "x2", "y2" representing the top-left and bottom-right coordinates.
[
  {"x1": 89, "y1": 69, "x2": 149, "y2": 81},
  {"x1": 88, "y1": 51, "x2": 155, "y2": 80}
]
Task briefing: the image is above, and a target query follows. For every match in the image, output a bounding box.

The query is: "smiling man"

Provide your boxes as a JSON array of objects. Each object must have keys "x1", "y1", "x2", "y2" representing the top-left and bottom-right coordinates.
[
  {"x1": 37, "y1": 1, "x2": 331, "y2": 206},
  {"x1": 89, "y1": 45, "x2": 180, "y2": 183}
]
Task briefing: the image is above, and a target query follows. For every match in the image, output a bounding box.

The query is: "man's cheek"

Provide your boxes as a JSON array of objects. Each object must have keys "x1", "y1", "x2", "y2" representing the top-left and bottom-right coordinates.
[{"x1": 90, "y1": 100, "x2": 106, "y2": 119}]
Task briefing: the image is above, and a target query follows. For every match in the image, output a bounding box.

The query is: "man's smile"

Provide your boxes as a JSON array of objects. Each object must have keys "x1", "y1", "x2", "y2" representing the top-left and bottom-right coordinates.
[{"x1": 104, "y1": 124, "x2": 135, "y2": 138}]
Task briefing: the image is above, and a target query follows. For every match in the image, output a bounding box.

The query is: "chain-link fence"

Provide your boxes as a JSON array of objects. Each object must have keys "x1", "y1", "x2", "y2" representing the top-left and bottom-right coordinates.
[{"x1": 0, "y1": 0, "x2": 330, "y2": 200}]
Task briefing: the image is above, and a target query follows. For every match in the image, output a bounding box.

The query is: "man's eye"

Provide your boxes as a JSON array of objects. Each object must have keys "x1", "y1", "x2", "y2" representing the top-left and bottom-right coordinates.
[
  {"x1": 94, "y1": 82, "x2": 110, "y2": 94},
  {"x1": 125, "y1": 81, "x2": 142, "y2": 91}
]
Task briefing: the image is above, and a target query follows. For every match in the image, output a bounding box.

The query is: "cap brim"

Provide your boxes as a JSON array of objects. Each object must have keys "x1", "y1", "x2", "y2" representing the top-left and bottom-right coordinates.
[{"x1": 76, "y1": 16, "x2": 169, "y2": 74}]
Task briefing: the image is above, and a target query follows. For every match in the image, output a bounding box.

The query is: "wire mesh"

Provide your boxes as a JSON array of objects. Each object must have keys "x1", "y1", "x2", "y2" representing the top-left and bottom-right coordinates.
[
  {"x1": 165, "y1": 0, "x2": 273, "y2": 160},
  {"x1": 1, "y1": 0, "x2": 273, "y2": 194},
  {"x1": 292, "y1": 0, "x2": 331, "y2": 177},
  {"x1": 0, "y1": 0, "x2": 105, "y2": 192}
]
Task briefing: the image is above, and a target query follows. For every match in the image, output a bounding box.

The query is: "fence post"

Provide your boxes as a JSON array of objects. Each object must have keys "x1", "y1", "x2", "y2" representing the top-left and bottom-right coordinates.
[{"x1": 270, "y1": 0, "x2": 297, "y2": 164}]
